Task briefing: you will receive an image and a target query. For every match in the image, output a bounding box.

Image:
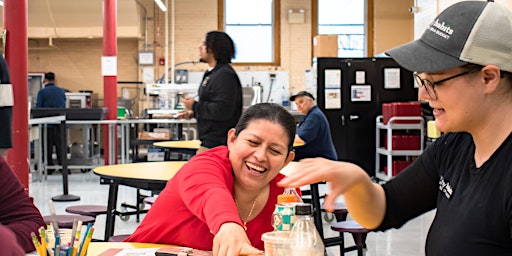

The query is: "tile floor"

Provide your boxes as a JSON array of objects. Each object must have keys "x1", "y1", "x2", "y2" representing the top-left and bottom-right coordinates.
[{"x1": 29, "y1": 170, "x2": 436, "y2": 256}]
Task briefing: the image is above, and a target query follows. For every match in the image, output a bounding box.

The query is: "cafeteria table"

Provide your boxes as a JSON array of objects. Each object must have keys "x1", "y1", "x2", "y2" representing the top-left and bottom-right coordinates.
[
  {"x1": 93, "y1": 161, "x2": 187, "y2": 240},
  {"x1": 92, "y1": 161, "x2": 311, "y2": 242},
  {"x1": 153, "y1": 139, "x2": 305, "y2": 153},
  {"x1": 153, "y1": 140, "x2": 201, "y2": 160},
  {"x1": 87, "y1": 242, "x2": 174, "y2": 255}
]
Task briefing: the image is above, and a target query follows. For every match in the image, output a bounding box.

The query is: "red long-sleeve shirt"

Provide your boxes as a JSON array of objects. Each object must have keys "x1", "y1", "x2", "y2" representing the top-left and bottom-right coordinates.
[{"x1": 126, "y1": 146, "x2": 296, "y2": 250}]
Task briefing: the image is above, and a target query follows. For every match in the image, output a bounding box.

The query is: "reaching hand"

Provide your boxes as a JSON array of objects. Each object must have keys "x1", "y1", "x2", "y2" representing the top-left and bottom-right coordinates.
[
  {"x1": 277, "y1": 157, "x2": 367, "y2": 212},
  {"x1": 213, "y1": 222, "x2": 263, "y2": 256}
]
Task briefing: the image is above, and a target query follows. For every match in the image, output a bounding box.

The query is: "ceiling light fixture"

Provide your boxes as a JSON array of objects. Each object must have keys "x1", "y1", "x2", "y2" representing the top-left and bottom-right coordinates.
[
  {"x1": 154, "y1": 0, "x2": 167, "y2": 12},
  {"x1": 0, "y1": 1, "x2": 4, "y2": 6}
]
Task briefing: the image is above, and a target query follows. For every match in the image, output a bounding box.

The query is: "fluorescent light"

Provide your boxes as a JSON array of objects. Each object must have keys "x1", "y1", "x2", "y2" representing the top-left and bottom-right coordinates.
[
  {"x1": 0, "y1": 1, "x2": 4, "y2": 7},
  {"x1": 154, "y1": 0, "x2": 167, "y2": 12}
]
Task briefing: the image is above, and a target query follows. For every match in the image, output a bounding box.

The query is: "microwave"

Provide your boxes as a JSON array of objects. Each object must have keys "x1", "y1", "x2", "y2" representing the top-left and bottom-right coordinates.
[{"x1": 65, "y1": 92, "x2": 92, "y2": 108}]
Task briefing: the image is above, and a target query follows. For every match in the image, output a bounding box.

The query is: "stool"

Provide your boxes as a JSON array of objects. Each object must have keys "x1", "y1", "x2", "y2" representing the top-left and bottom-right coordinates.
[
  {"x1": 331, "y1": 220, "x2": 369, "y2": 256},
  {"x1": 43, "y1": 214, "x2": 95, "y2": 229},
  {"x1": 108, "y1": 234, "x2": 131, "y2": 242},
  {"x1": 321, "y1": 202, "x2": 349, "y2": 255},
  {"x1": 143, "y1": 196, "x2": 157, "y2": 205},
  {"x1": 321, "y1": 202, "x2": 348, "y2": 222},
  {"x1": 65, "y1": 205, "x2": 107, "y2": 218}
]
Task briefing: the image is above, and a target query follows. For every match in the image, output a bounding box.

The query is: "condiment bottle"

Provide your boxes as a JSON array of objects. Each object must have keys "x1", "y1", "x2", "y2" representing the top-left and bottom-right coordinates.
[
  {"x1": 272, "y1": 188, "x2": 302, "y2": 231},
  {"x1": 285, "y1": 203, "x2": 324, "y2": 256}
]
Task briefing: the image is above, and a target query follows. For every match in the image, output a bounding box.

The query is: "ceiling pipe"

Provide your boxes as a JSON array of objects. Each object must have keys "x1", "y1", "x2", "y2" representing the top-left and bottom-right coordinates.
[
  {"x1": 135, "y1": 0, "x2": 149, "y2": 50},
  {"x1": 45, "y1": 0, "x2": 59, "y2": 37}
]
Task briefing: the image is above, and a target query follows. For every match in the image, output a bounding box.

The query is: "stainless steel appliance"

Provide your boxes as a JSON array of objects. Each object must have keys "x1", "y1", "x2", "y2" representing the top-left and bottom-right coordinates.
[{"x1": 66, "y1": 92, "x2": 92, "y2": 108}]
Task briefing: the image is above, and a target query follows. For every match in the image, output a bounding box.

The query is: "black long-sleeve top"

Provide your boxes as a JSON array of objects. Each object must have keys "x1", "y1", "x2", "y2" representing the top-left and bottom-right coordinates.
[{"x1": 193, "y1": 63, "x2": 242, "y2": 148}]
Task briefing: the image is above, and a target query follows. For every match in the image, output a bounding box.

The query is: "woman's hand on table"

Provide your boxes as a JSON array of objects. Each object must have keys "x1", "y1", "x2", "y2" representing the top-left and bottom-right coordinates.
[{"x1": 213, "y1": 222, "x2": 263, "y2": 256}]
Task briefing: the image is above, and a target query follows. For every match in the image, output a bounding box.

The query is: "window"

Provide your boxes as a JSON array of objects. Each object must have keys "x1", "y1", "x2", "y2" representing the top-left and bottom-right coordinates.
[
  {"x1": 316, "y1": 0, "x2": 366, "y2": 57},
  {"x1": 219, "y1": 0, "x2": 280, "y2": 65}
]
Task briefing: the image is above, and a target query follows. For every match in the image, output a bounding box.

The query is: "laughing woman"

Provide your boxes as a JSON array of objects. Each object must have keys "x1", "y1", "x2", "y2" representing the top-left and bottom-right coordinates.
[{"x1": 126, "y1": 103, "x2": 299, "y2": 256}]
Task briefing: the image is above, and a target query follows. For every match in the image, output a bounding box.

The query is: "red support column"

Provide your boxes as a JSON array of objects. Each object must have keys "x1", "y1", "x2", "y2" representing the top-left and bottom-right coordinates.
[
  {"x1": 103, "y1": 0, "x2": 118, "y2": 165},
  {"x1": 4, "y1": 0, "x2": 29, "y2": 189}
]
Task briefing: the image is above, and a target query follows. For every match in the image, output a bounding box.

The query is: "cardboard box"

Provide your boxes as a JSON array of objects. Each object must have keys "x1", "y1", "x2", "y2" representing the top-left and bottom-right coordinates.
[
  {"x1": 138, "y1": 131, "x2": 170, "y2": 140},
  {"x1": 313, "y1": 35, "x2": 338, "y2": 57}
]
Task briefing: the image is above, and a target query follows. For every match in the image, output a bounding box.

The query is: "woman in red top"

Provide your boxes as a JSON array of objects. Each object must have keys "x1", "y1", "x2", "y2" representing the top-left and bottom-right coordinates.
[{"x1": 126, "y1": 103, "x2": 298, "y2": 256}]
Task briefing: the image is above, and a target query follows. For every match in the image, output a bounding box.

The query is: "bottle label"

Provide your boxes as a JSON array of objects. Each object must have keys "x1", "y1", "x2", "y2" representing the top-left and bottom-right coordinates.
[{"x1": 272, "y1": 203, "x2": 297, "y2": 231}]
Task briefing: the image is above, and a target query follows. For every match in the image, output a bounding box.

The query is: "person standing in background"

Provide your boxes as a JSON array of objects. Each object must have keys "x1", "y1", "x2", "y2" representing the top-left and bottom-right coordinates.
[
  {"x1": 290, "y1": 91, "x2": 337, "y2": 161},
  {"x1": 35, "y1": 72, "x2": 66, "y2": 174},
  {"x1": 0, "y1": 54, "x2": 13, "y2": 157},
  {"x1": 181, "y1": 31, "x2": 243, "y2": 153}
]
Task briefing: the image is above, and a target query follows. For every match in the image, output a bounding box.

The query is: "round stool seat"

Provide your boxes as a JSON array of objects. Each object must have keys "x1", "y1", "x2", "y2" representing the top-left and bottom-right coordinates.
[
  {"x1": 65, "y1": 205, "x2": 107, "y2": 218},
  {"x1": 331, "y1": 220, "x2": 368, "y2": 233},
  {"x1": 108, "y1": 234, "x2": 131, "y2": 242},
  {"x1": 331, "y1": 220, "x2": 369, "y2": 256},
  {"x1": 43, "y1": 214, "x2": 95, "y2": 229},
  {"x1": 143, "y1": 196, "x2": 157, "y2": 205}
]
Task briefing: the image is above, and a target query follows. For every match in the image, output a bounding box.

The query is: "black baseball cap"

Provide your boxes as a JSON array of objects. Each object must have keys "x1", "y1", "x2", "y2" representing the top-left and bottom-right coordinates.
[
  {"x1": 386, "y1": 1, "x2": 512, "y2": 73},
  {"x1": 290, "y1": 91, "x2": 315, "y2": 101}
]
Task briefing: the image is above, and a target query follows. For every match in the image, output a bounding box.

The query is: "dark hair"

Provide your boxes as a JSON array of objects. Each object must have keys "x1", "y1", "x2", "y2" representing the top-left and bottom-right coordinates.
[
  {"x1": 234, "y1": 103, "x2": 296, "y2": 153},
  {"x1": 205, "y1": 31, "x2": 236, "y2": 64},
  {"x1": 44, "y1": 72, "x2": 55, "y2": 81}
]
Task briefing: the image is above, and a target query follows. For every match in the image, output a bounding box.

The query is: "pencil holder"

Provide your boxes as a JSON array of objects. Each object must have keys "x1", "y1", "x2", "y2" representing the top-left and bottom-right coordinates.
[{"x1": 36, "y1": 225, "x2": 94, "y2": 256}]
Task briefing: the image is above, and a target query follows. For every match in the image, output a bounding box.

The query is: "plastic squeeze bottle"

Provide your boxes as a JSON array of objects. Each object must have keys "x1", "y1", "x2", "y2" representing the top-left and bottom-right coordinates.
[{"x1": 285, "y1": 203, "x2": 325, "y2": 256}]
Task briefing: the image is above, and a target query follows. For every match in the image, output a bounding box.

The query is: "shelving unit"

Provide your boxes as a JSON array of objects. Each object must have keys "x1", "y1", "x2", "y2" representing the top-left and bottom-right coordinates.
[{"x1": 375, "y1": 115, "x2": 424, "y2": 181}]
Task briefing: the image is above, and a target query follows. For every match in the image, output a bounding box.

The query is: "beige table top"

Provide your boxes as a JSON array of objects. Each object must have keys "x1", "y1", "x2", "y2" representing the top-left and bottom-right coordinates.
[
  {"x1": 93, "y1": 161, "x2": 187, "y2": 181},
  {"x1": 153, "y1": 139, "x2": 201, "y2": 149},
  {"x1": 93, "y1": 160, "x2": 297, "y2": 183},
  {"x1": 87, "y1": 242, "x2": 174, "y2": 256},
  {"x1": 153, "y1": 139, "x2": 305, "y2": 149}
]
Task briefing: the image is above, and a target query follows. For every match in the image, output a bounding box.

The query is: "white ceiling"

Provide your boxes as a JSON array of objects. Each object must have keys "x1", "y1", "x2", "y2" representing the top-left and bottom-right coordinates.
[{"x1": 0, "y1": 0, "x2": 141, "y2": 38}]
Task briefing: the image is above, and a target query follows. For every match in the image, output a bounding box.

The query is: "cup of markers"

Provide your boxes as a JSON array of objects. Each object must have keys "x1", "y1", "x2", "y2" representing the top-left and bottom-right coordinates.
[{"x1": 32, "y1": 221, "x2": 95, "y2": 256}]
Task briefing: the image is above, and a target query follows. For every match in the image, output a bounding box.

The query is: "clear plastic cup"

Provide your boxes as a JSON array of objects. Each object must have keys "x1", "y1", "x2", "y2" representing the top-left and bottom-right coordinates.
[{"x1": 261, "y1": 231, "x2": 290, "y2": 256}]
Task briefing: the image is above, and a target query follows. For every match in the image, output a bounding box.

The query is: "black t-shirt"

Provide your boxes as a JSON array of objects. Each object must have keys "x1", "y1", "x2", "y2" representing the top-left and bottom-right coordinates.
[{"x1": 376, "y1": 132, "x2": 512, "y2": 255}]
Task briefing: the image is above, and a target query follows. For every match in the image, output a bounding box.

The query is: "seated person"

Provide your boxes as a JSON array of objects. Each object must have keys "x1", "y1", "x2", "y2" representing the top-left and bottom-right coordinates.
[
  {"x1": 126, "y1": 103, "x2": 300, "y2": 255},
  {"x1": 0, "y1": 155, "x2": 46, "y2": 252},
  {"x1": 0, "y1": 225, "x2": 25, "y2": 255},
  {"x1": 290, "y1": 91, "x2": 337, "y2": 161}
]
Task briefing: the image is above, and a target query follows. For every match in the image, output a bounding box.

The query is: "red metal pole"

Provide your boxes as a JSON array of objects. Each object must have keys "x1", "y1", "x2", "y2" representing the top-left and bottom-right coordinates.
[
  {"x1": 4, "y1": 0, "x2": 30, "y2": 189},
  {"x1": 103, "y1": 0, "x2": 118, "y2": 165}
]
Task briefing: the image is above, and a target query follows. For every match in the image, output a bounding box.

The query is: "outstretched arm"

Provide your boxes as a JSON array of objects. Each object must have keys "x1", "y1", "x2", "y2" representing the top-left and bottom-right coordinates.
[{"x1": 278, "y1": 157, "x2": 386, "y2": 229}]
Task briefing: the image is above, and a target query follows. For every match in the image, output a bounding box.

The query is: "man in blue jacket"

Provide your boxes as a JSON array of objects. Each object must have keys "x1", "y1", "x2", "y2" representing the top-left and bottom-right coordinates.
[
  {"x1": 291, "y1": 91, "x2": 337, "y2": 161},
  {"x1": 36, "y1": 72, "x2": 66, "y2": 173}
]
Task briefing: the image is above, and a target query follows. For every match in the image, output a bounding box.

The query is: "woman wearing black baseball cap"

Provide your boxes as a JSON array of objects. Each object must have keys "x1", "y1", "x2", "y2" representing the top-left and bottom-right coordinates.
[{"x1": 279, "y1": 1, "x2": 512, "y2": 254}]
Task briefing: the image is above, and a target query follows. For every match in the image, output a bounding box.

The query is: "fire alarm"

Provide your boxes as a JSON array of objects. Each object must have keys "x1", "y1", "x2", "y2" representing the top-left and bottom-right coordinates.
[{"x1": 159, "y1": 58, "x2": 165, "y2": 66}]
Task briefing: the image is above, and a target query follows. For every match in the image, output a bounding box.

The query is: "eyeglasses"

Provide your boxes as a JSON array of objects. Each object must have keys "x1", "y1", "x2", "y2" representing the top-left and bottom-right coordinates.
[{"x1": 413, "y1": 71, "x2": 470, "y2": 100}]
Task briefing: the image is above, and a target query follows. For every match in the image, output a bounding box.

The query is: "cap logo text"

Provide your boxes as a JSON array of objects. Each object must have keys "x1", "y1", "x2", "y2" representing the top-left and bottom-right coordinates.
[{"x1": 428, "y1": 19, "x2": 454, "y2": 39}]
